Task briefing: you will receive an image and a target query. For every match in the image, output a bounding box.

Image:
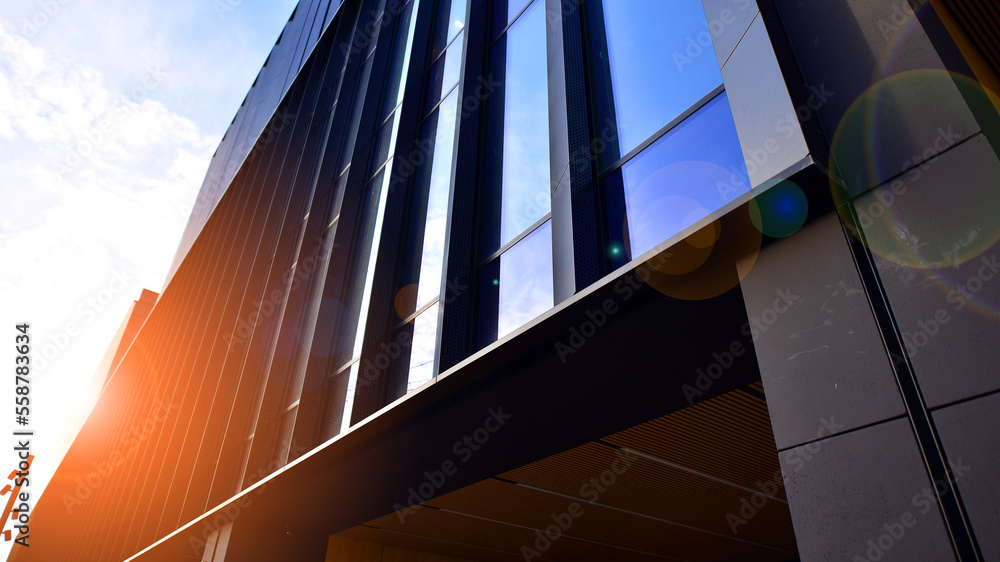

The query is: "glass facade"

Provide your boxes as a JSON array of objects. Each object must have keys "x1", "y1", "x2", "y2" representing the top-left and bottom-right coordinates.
[
  {"x1": 593, "y1": 0, "x2": 749, "y2": 261},
  {"x1": 498, "y1": 221, "x2": 553, "y2": 338},
  {"x1": 601, "y1": 0, "x2": 725, "y2": 155},
  {"x1": 29, "y1": 1, "x2": 1000, "y2": 560},
  {"x1": 499, "y1": 0, "x2": 550, "y2": 247},
  {"x1": 617, "y1": 92, "x2": 750, "y2": 257},
  {"x1": 34, "y1": 2, "x2": 762, "y2": 559}
]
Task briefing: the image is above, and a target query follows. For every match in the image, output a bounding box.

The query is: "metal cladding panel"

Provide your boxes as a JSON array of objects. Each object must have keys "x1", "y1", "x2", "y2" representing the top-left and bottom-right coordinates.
[
  {"x1": 438, "y1": 0, "x2": 494, "y2": 373},
  {"x1": 738, "y1": 212, "x2": 905, "y2": 450},
  {"x1": 933, "y1": 392, "x2": 1000, "y2": 562},
  {"x1": 770, "y1": 0, "x2": 980, "y2": 198},
  {"x1": 779, "y1": 418, "x2": 957, "y2": 561},
  {"x1": 857, "y1": 134, "x2": 1000, "y2": 408},
  {"x1": 165, "y1": 0, "x2": 349, "y2": 288},
  {"x1": 701, "y1": 0, "x2": 759, "y2": 67},
  {"x1": 721, "y1": 15, "x2": 810, "y2": 190}
]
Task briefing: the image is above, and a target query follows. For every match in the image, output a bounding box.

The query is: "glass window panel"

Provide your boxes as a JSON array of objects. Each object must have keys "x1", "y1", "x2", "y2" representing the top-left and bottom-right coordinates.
[
  {"x1": 508, "y1": 0, "x2": 532, "y2": 24},
  {"x1": 339, "y1": 362, "x2": 359, "y2": 432},
  {"x1": 416, "y1": 89, "x2": 459, "y2": 307},
  {"x1": 498, "y1": 221, "x2": 553, "y2": 338},
  {"x1": 619, "y1": 93, "x2": 750, "y2": 257},
  {"x1": 350, "y1": 171, "x2": 391, "y2": 361},
  {"x1": 441, "y1": 37, "x2": 463, "y2": 95},
  {"x1": 602, "y1": 0, "x2": 723, "y2": 154},
  {"x1": 432, "y1": 0, "x2": 467, "y2": 57},
  {"x1": 424, "y1": 38, "x2": 463, "y2": 115},
  {"x1": 406, "y1": 302, "x2": 439, "y2": 392},
  {"x1": 447, "y1": 0, "x2": 466, "y2": 43},
  {"x1": 394, "y1": 0, "x2": 422, "y2": 107},
  {"x1": 501, "y1": 1, "x2": 550, "y2": 245}
]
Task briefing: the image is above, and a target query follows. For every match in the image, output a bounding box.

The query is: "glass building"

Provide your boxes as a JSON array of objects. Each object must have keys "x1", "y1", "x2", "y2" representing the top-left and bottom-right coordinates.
[{"x1": 11, "y1": 0, "x2": 1000, "y2": 561}]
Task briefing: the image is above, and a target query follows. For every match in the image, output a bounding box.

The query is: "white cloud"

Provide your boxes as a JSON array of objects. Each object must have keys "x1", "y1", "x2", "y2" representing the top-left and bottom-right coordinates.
[
  {"x1": 0, "y1": 2, "x2": 299, "y2": 555},
  {"x1": 0, "y1": 14, "x2": 216, "y2": 530}
]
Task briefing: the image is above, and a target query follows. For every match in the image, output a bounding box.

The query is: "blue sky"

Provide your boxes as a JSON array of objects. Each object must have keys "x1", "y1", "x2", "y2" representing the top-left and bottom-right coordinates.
[{"x1": 0, "y1": 0, "x2": 298, "y2": 551}]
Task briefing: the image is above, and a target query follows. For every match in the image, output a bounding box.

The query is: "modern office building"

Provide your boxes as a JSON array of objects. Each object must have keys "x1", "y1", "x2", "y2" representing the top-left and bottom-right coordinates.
[
  {"x1": 10, "y1": 0, "x2": 999, "y2": 560},
  {"x1": 42, "y1": 289, "x2": 160, "y2": 483}
]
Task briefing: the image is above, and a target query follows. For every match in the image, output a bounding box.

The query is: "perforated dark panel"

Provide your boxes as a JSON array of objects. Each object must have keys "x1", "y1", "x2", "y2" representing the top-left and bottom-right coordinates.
[
  {"x1": 438, "y1": 0, "x2": 497, "y2": 373},
  {"x1": 561, "y1": 0, "x2": 603, "y2": 290}
]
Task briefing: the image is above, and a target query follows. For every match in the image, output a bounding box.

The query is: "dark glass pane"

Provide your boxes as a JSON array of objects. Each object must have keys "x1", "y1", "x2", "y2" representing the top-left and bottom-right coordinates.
[
  {"x1": 618, "y1": 93, "x2": 750, "y2": 257},
  {"x1": 501, "y1": 0, "x2": 550, "y2": 245},
  {"x1": 602, "y1": 0, "x2": 723, "y2": 154},
  {"x1": 498, "y1": 221, "x2": 553, "y2": 338}
]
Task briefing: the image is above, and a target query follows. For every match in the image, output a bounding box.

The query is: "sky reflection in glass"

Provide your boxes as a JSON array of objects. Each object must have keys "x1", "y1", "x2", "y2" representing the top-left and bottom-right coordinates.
[
  {"x1": 446, "y1": 0, "x2": 466, "y2": 45},
  {"x1": 407, "y1": 302, "x2": 439, "y2": 392},
  {"x1": 620, "y1": 93, "x2": 750, "y2": 257},
  {"x1": 425, "y1": 32, "x2": 463, "y2": 113},
  {"x1": 431, "y1": 0, "x2": 467, "y2": 57},
  {"x1": 416, "y1": 89, "x2": 459, "y2": 308},
  {"x1": 498, "y1": 221, "x2": 553, "y2": 338},
  {"x1": 508, "y1": 0, "x2": 533, "y2": 24},
  {"x1": 602, "y1": 0, "x2": 723, "y2": 155},
  {"x1": 501, "y1": 0, "x2": 550, "y2": 246}
]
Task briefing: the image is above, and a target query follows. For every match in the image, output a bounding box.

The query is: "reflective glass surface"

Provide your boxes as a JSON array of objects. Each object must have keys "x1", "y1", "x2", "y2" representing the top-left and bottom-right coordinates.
[
  {"x1": 446, "y1": 0, "x2": 466, "y2": 43},
  {"x1": 406, "y1": 302, "x2": 439, "y2": 392},
  {"x1": 501, "y1": 0, "x2": 550, "y2": 245},
  {"x1": 432, "y1": 0, "x2": 467, "y2": 56},
  {"x1": 602, "y1": 0, "x2": 723, "y2": 155},
  {"x1": 416, "y1": 89, "x2": 459, "y2": 308},
  {"x1": 508, "y1": 0, "x2": 533, "y2": 24},
  {"x1": 619, "y1": 93, "x2": 750, "y2": 257},
  {"x1": 424, "y1": 38, "x2": 463, "y2": 114},
  {"x1": 498, "y1": 221, "x2": 553, "y2": 338},
  {"x1": 339, "y1": 362, "x2": 359, "y2": 431},
  {"x1": 394, "y1": 0, "x2": 421, "y2": 107}
]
